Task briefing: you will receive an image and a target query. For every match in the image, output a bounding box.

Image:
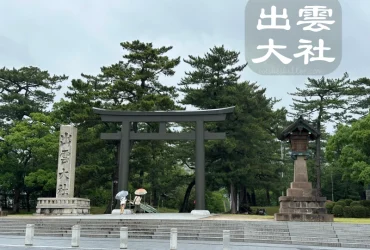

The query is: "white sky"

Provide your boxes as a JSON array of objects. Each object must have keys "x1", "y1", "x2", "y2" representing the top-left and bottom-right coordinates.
[{"x1": 0, "y1": 0, "x2": 369, "y2": 132}]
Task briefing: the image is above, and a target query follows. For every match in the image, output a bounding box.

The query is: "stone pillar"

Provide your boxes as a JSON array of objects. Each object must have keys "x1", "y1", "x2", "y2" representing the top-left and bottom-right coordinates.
[
  {"x1": 223, "y1": 230, "x2": 230, "y2": 250},
  {"x1": 56, "y1": 125, "x2": 77, "y2": 198},
  {"x1": 170, "y1": 228, "x2": 177, "y2": 250},
  {"x1": 120, "y1": 227, "x2": 128, "y2": 249},
  {"x1": 71, "y1": 225, "x2": 81, "y2": 247},
  {"x1": 36, "y1": 125, "x2": 90, "y2": 215},
  {"x1": 25, "y1": 224, "x2": 35, "y2": 246},
  {"x1": 366, "y1": 190, "x2": 370, "y2": 200}
]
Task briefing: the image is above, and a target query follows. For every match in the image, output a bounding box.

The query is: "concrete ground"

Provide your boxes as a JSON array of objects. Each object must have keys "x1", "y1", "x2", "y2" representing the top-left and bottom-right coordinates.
[
  {"x1": 15, "y1": 213, "x2": 213, "y2": 220},
  {"x1": 0, "y1": 236, "x2": 369, "y2": 250}
]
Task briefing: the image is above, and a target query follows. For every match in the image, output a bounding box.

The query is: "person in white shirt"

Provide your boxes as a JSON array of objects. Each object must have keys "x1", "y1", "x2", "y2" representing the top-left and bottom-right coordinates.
[
  {"x1": 133, "y1": 195, "x2": 142, "y2": 213},
  {"x1": 120, "y1": 196, "x2": 127, "y2": 214}
]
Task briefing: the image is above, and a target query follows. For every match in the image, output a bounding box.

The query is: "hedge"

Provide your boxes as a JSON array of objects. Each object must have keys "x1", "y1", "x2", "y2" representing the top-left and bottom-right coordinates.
[
  {"x1": 361, "y1": 200, "x2": 370, "y2": 208},
  {"x1": 350, "y1": 201, "x2": 362, "y2": 207},
  {"x1": 344, "y1": 199, "x2": 353, "y2": 206},
  {"x1": 352, "y1": 205, "x2": 367, "y2": 218},
  {"x1": 343, "y1": 206, "x2": 352, "y2": 218},
  {"x1": 336, "y1": 201, "x2": 346, "y2": 207},
  {"x1": 325, "y1": 202, "x2": 335, "y2": 214},
  {"x1": 333, "y1": 205, "x2": 343, "y2": 217}
]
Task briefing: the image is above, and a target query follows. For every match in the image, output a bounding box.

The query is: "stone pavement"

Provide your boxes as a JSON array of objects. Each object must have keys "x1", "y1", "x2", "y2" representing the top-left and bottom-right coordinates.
[{"x1": 0, "y1": 236, "x2": 368, "y2": 250}]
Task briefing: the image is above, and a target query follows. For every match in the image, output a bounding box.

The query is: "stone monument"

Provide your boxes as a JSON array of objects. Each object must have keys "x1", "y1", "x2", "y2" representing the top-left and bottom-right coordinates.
[
  {"x1": 35, "y1": 125, "x2": 90, "y2": 215},
  {"x1": 274, "y1": 116, "x2": 333, "y2": 222}
]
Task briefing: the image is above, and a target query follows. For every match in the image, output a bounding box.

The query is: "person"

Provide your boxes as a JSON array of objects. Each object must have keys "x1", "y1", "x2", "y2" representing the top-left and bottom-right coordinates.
[
  {"x1": 120, "y1": 196, "x2": 127, "y2": 214},
  {"x1": 133, "y1": 195, "x2": 142, "y2": 213}
]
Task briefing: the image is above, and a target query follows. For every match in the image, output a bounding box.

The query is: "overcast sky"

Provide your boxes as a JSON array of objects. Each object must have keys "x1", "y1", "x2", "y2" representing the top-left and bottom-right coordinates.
[{"x1": 1, "y1": 0, "x2": 369, "y2": 130}]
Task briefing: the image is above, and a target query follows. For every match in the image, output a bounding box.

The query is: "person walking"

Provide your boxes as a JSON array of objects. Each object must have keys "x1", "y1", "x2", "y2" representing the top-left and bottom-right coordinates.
[{"x1": 120, "y1": 196, "x2": 127, "y2": 214}]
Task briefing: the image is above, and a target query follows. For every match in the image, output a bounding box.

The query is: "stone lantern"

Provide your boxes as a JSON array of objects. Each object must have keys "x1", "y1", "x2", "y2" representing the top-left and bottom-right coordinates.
[{"x1": 274, "y1": 116, "x2": 333, "y2": 222}]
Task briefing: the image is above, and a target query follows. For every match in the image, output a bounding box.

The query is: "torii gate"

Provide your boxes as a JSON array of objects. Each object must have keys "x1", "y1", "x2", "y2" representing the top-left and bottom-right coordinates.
[{"x1": 93, "y1": 107, "x2": 234, "y2": 213}]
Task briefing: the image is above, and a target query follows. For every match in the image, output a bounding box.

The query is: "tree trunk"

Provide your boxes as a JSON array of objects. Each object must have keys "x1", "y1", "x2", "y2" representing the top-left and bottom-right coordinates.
[
  {"x1": 239, "y1": 185, "x2": 249, "y2": 213},
  {"x1": 179, "y1": 179, "x2": 195, "y2": 213},
  {"x1": 265, "y1": 187, "x2": 270, "y2": 206},
  {"x1": 104, "y1": 142, "x2": 120, "y2": 214},
  {"x1": 246, "y1": 191, "x2": 251, "y2": 205},
  {"x1": 251, "y1": 188, "x2": 256, "y2": 206},
  {"x1": 26, "y1": 192, "x2": 30, "y2": 212},
  {"x1": 230, "y1": 183, "x2": 237, "y2": 214},
  {"x1": 315, "y1": 135, "x2": 321, "y2": 197},
  {"x1": 13, "y1": 188, "x2": 20, "y2": 213},
  {"x1": 316, "y1": 104, "x2": 323, "y2": 198}
]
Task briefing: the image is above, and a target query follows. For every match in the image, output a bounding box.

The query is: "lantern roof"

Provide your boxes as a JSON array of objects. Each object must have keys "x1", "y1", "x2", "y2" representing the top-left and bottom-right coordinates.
[{"x1": 278, "y1": 115, "x2": 320, "y2": 141}]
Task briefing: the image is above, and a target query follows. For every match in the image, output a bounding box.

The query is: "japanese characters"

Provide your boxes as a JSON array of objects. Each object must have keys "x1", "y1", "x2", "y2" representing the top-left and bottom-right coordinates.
[
  {"x1": 56, "y1": 126, "x2": 77, "y2": 198},
  {"x1": 245, "y1": 0, "x2": 341, "y2": 75}
]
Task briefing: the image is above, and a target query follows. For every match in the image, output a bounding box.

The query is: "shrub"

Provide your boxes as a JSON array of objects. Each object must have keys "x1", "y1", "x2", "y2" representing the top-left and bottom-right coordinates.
[
  {"x1": 343, "y1": 206, "x2": 352, "y2": 218},
  {"x1": 325, "y1": 202, "x2": 335, "y2": 214},
  {"x1": 336, "y1": 201, "x2": 346, "y2": 207},
  {"x1": 366, "y1": 208, "x2": 370, "y2": 218},
  {"x1": 352, "y1": 206, "x2": 367, "y2": 218},
  {"x1": 333, "y1": 205, "x2": 344, "y2": 217},
  {"x1": 350, "y1": 201, "x2": 361, "y2": 207},
  {"x1": 360, "y1": 200, "x2": 370, "y2": 208},
  {"x1": 344, "y1": 199, "x2": 353, "y2": 206}
]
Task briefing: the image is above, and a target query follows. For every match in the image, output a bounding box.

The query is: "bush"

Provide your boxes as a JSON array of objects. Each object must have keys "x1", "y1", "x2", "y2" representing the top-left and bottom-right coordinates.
[
  {"x1": 344, "y1": 199, "x2": 353, "y2": 206},
  {"x1": 343, "y1": 206, "x2": 352, "y2": 218},
  {"x1": 333, "y1": 205, "x2": 344, "y2": 217},
  {"x1": 336, "y1": 201, "x2": 346, "y2": 207},
  {"x1": 352, "y1": 205, "x2": 367, "y2": 218},
  {"x1": 325, "y1": 202, "x2": 335, "y2": 214},
  {"x1": 366, "y1": 208, "x2": 370, "y2": 218},
  {"x1": 360, "y1": 200, "x2": 370, "y2": 208},
  {"x1": 350, "y1": 201, "x2": 361, "y2": 207}
]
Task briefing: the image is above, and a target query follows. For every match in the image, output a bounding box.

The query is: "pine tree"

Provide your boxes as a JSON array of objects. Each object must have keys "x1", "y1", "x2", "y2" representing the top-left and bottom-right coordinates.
[{"x1": 289, "y1": 73, "x2": 351, "y2": 196}]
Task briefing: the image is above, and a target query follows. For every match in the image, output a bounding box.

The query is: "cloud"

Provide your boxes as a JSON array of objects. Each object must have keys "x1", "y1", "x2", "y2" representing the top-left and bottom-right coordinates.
[{"x1": 0, "y1": 0, "x2": 368, "y2": 120}]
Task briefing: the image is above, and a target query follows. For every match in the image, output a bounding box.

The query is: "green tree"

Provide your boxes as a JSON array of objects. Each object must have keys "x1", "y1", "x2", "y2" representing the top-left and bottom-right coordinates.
[
  {"x1": 179, "y1": 45, "x2": 286, "y2": 213},
  {"x1": 326, "y1": 114, "x2": 370, "y2": 199},
  {"x1": 0, "y1": 113, "x2": 59, "y2": 212},
  {"x1": 348, "y1": 77, "x2": 370, "y2": 117},
  {"x1": 0, "y1": 66, "x2": 67, "y2": 126},
  {"x1": 53, "y1": 40, "x2": 183, "y2": 212},
  {"x1": 289, "y1": 73, "x2": 351, "y2": 196},
  {"x1": 0, "y1": 66, "x2": 66, "y2": 212}
]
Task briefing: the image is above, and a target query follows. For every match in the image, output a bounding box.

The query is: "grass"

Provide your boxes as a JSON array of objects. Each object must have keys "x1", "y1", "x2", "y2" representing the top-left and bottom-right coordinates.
[
  {"x1": 334, "y1": 218, "x2": 370, "y2": 224},
  {"x1": 157, "y1": 207, "x2": 179, "y2": 213},
  {"x1": 90, "y1": 206, "x2": 107, "y2": 214},
  {"x1": 210, "y1": 214, "x2": 274, "y2": 220}
]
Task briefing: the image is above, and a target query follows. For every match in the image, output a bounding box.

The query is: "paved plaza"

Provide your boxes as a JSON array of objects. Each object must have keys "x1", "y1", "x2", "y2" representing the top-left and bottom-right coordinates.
[{"x1": 0, "y1": 235, "x2": 369, "y2": 250}]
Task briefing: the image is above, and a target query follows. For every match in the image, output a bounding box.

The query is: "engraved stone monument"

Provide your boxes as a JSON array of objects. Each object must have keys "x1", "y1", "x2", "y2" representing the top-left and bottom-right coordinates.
[
  {"x1": 36, "y1": 125, "x2": 90, "y2": 215},
  {"x1": 274, "y1": 116, "x2": 333, "y2": 222}
]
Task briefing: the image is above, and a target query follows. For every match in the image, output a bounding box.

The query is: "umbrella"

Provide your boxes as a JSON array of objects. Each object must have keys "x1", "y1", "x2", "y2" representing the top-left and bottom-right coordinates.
[
  {"x1": 135, "y1": 188, "x2": 147, "y2": 195},
  {"x1": 115, "y1": 190, "x2": 128, "y2": 200}
]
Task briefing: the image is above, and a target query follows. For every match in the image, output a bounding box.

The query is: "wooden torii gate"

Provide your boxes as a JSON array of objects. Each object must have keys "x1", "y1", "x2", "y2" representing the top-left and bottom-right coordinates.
[{"x1": 93, "y1": 107, "x2": 234, "y2": 212}]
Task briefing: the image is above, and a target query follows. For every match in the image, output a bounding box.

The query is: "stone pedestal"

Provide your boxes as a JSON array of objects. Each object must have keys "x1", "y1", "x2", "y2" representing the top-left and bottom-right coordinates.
[
  {"x1": 36, "y1": 125, "x2": 90, "y2": 215},
  {"x1": 275, "y1": 156, "x2": 333, "y2": 222},
  {"x1": 36, "y1": 198, "x2": 90, "y2": 215},
  {"x1": 191, "y1": 210, "x2": 210, "y2": 215},
  {"x1": 111, "y1": 209, "x2": 132, "y2": 215}
]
